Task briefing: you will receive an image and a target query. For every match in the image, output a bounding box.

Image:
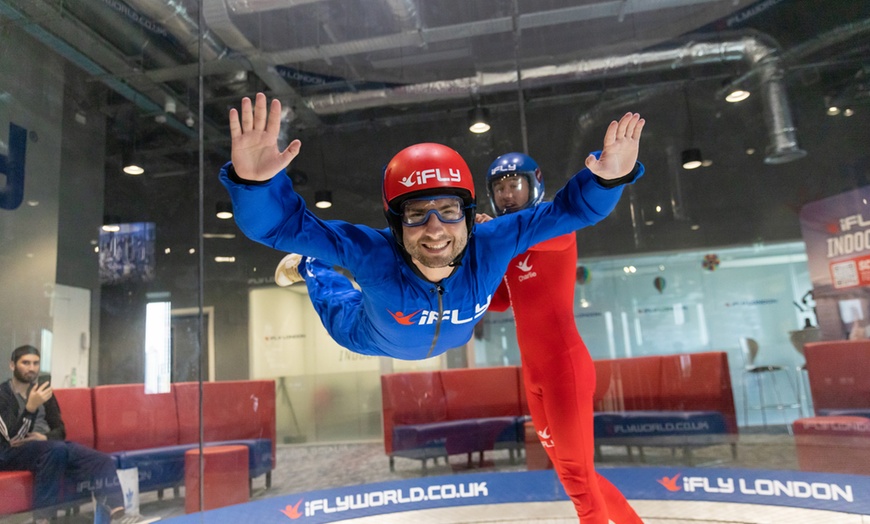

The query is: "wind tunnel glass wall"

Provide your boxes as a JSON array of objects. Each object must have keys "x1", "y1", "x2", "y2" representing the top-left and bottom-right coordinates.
[
  {"x1": 478, "y1": 242, "x2": 815, "y2": 430},
  {"x1": 2, "y1": 0, "x2": 870, "y2": 523}
]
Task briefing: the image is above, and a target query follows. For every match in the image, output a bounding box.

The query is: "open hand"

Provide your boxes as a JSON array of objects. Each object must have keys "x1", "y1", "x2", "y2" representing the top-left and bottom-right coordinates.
[
  {"x1": 585, "y1": 112, "x2": 645, "y2": 180},
  {"x1": 229, "y1": 92, "x2": 302, "y2": 182}
]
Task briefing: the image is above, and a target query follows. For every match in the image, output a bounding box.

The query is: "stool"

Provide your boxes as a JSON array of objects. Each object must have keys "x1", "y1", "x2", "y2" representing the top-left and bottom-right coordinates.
[
  {"x1": 184, "y1": 445, "x2": 249, "y2": 514},
  {"x1": 793, "y1": 416, "x2": 870, "y2": 476},
  {"x1": 523, "y1": 420, "x2": 553, "y2": 470},
  {"x1": 739, "y1": 336, "x2": 800, "y2": 428}
]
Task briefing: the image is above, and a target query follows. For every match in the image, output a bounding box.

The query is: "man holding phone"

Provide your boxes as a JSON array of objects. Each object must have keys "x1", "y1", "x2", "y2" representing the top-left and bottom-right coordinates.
[{"x1": 0, "y1": 345, "x2": 140, "y2": 523}]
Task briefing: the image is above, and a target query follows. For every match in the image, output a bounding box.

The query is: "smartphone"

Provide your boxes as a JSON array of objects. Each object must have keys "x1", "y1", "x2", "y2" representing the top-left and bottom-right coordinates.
[{"x1": 36, "y1": 373, "x2": 51, "y2": 387}]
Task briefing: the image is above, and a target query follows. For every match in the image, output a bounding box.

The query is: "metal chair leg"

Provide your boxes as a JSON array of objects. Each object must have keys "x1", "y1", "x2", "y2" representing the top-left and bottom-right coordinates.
[{"x1": 756, "y1": 373, "x2": 768, "y2": 427}]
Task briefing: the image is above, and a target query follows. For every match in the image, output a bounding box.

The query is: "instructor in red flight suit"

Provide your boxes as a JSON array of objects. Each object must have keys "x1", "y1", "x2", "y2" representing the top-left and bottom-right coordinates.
[{"x1": 477, "y1": 152, "x2": 643, "y2": 524}]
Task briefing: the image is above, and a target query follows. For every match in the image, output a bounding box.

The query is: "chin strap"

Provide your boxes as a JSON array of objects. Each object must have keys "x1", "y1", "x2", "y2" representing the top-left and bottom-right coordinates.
[{"x1": 447, "y1": 245, "x2": 467, "y2": 267}]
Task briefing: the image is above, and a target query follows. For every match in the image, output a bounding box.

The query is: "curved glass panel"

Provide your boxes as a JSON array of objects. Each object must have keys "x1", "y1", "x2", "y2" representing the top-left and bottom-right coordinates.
[{"x1": 1, "y1": 1, "x2": 868, "y2": 523}]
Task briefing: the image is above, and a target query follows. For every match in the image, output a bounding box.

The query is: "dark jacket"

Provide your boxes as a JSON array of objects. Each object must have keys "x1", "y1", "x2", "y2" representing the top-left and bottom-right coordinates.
[{"x1": 0, "y1": 380, "x2": 65, "y2": 449}]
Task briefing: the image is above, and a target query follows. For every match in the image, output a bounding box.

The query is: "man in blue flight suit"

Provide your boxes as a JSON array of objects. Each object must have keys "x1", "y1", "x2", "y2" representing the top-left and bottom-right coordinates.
[{"x1": 221, "y1": 92, "x2": 645, "y2": 360}]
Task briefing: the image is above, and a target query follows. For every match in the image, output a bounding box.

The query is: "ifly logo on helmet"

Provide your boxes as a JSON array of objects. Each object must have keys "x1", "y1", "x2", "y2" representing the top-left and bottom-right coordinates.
[
  {"x1": 490, "y1": 163, "x2": 518, "y2": 176},
  {"x1": 398, "y1": 168, "x2": 462, "y2": 188}
]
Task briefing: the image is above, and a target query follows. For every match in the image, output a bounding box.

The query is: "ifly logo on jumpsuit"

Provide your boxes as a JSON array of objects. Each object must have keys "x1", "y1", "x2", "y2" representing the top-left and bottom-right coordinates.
[
  {"x1": 280, "y1": 481, "x2": 489, "y2": 519},
  {"x1": 389, "y1": 296, "x2": 491, "y2": 325}
]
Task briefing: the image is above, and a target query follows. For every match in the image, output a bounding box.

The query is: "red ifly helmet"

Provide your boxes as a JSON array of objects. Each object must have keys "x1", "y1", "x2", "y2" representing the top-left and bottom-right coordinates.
[{"x1": 382, "y1": 143, "x2": 476, "y2": 246}]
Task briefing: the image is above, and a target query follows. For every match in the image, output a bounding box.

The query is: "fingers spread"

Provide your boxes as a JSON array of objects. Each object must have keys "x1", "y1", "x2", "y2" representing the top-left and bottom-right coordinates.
[
  {"x1": 631, "y1": 118, "x2": 646, "y2": 140},
  {"x1": 602, "y1": 120, "x2": 619, "y2": 146},
  {"x1": 584, "y1": 153, "x2": 598, "y2": 170},
  {"x1": 253, "y1": 92, "x2": 268, "y2": 131},
  {"x1": 280, "y1": 139, "x2": 302, "y2": 163},
  {"x1": 615, "y1": 112, "x2": 633, "y2": 138},
  {"x1": 240, "y1": 96, "x2": 253, "y2": 132},
  {"x1": 266, "y1": 98, "x2": 283, "y2": 137},
  {"x1": 228, "y1": 108, "x2": 241, "y2": 139}
]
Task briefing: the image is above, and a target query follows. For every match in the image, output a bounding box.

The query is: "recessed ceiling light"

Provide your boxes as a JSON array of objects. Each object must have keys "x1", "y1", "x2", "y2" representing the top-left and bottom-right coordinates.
[{"x1": 725, "y1": 89, "x2": 750, "y2": 103}]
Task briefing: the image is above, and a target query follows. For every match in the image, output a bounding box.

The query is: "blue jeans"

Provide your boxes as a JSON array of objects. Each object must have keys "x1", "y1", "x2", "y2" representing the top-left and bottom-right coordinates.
[{"x1": 0, "y1": 440, "x2": 123, "y2": 517}]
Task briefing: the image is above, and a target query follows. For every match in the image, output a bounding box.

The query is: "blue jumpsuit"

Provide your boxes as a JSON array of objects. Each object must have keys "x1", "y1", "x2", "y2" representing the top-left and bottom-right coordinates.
[{"x1": 220, "y1": 159, "x2": 642, "y2": 359}]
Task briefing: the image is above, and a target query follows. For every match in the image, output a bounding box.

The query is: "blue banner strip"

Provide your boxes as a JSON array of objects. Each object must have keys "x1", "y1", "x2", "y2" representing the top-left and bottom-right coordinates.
[{"x1": 163, "y1": 467, "x2": 870, "y2": 523}]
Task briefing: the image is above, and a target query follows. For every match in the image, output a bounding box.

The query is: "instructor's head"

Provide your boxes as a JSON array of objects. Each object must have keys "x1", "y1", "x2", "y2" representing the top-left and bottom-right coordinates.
[
  {"x1": 383, "y1": 143, "x2": 476, "y2": 270},
  {"x1": 486, "y1": 152, "x2": 545, "y2": 216}
]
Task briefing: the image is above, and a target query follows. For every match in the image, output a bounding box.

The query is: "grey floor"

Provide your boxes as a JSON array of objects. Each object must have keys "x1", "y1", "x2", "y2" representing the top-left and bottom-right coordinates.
[{"x1": 1, "y1": 429, "x2": 809, "y2": 523}]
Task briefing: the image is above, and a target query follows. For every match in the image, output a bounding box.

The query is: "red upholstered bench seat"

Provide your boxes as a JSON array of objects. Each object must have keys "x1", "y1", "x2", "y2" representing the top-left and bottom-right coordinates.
[
  {"x1": 382, "y1": 352, "x2": 737, "y2": 471},
  {"x1": 591, "y1": 352, "x2": 738, "y2": 464},
  {"x1": 0, "y1": 471, "x2": 33, "y2": 515},
  {"x1": 793, "y1": 416, "x2": 870, "y2": 476},
  {"x1": 805, "y1": 340, "x2": 870, "y2": 419},
  {"x1": 0, "y1": 381, "x2": 276, "y2": 517},
  {"x1": 381, "y1": 367, "x2": 526, "y2": 471}
]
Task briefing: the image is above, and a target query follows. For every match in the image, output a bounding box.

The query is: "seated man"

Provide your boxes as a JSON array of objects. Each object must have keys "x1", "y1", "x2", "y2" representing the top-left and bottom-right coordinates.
[{"x1": 0, "y1": 345, "x2": 142, "y2": 523}]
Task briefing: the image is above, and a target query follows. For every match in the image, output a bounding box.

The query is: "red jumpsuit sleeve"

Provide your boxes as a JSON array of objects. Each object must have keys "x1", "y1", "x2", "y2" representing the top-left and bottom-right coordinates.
[
  {"x1": 488, "y1": 278, "x2": 512, "y2": 312},
  {"x1": 528, "y1": 232, "x2": 575, "y2": 252}
]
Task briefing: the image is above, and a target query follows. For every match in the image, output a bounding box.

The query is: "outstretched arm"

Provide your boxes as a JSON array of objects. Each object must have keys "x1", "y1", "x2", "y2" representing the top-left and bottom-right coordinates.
[
  {"x1": 584, "y1": 112, "x2": 645, "y2": 180},
  {"x1": 229, "y1": 92, "x2": 302, "y2": 182}
]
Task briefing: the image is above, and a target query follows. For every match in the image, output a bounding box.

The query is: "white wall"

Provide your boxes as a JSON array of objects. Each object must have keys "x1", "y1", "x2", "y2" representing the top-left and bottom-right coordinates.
[{"x1": 49, "y1": 284, "x2": 91, "y2": 387}]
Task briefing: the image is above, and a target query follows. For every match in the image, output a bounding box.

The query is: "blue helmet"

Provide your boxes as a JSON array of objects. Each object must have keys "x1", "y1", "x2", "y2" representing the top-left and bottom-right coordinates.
[{"x1": 485, "y1": 152, "x2": 544, "y2": 216}]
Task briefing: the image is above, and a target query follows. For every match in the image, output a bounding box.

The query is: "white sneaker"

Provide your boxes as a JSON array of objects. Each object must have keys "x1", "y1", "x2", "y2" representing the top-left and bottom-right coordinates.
[{"x1": 275, "y1": 253, "x2": 305, "y2": 287}]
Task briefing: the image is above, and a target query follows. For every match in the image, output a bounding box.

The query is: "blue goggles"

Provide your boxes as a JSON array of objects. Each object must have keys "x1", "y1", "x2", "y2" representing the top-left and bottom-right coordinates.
[{"x1": 396, "y1": 195, "x2": 470, "y2": 227}]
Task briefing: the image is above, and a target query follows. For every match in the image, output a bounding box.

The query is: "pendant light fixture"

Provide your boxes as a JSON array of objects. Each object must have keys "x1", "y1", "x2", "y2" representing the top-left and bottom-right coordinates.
[
  {"x1": 215, "y1": 201, "x2": 233, "y2": 219},
  {"x1": 315, "y1": 141, "x2": 333, "y2": 209},
  {"x1": 468, "y1": 106, "x2": 491, "y2": 134},
  {"x1": 681, "y1": 85, "x2": 703, "y2": 170}
]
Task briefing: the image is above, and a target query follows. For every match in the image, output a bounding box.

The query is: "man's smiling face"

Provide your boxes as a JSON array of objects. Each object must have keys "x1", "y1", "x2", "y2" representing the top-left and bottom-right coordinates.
[{"x1": 402, "y1": 212, "x2": 468, "y2": 270}]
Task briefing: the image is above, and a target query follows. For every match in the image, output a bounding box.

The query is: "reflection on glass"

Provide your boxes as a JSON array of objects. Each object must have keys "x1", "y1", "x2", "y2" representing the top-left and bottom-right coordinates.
[
  {"x1": 145, "y1": 301, "x2": 171, "y2": 395},
  {"x1": 1, "y1": 0, "x2": 869, "y2": 521}
]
